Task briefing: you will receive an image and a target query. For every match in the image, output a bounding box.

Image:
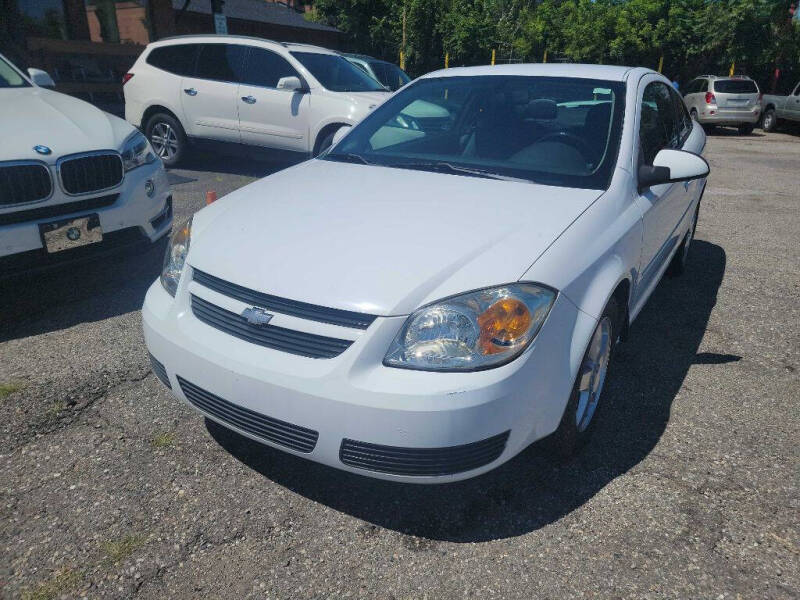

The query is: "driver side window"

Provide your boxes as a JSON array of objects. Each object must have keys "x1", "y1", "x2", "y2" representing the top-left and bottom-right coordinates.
[{"x1": 639, "y1": 82, "x2": 680, "y2": 165}]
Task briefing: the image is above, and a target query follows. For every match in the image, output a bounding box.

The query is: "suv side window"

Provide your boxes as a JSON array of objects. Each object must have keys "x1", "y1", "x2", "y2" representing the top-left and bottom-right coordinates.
[
  {"x1": 146, "y1": 44, "x2": 198, "y2": 77},
  {"x1": 640, "y1": 81, "x2": 681, "y2": 165},
  {"x1": 241, "y1": 48, "x2": 299, "y2": 88},
  {"x1": 193, "y1": 44, "x2": 246, "y2": 83}
]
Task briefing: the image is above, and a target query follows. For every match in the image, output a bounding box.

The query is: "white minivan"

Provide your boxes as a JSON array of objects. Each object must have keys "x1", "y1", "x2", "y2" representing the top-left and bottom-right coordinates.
[{"x1": 124, "y1": 35, "x2": 391, "y2": 165}]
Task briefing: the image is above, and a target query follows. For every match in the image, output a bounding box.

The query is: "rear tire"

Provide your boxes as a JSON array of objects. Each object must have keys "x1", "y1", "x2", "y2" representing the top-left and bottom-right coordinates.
[
  {"x1": 738, "y1": 123, "x2": 754, "y2": 135},
  {"x1": 690, "y1": 108, "x2": 698, "y2": 121},
  {"x1": 145, "y1": 113, "x2": 187, "y2": 167},
  {"x1": 550, "y1": 297, "x2": 622, "y2": 460},
  {"x1": 762, "y1": 108, "x2": 777, "y2": 132}
]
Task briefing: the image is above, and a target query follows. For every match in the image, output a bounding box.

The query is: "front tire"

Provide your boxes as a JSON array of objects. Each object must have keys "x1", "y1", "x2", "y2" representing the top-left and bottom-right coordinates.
[
  {"x1": 667, "y1": 201, "x2": 700, "y2": 278},
  {"x1": 550, "y1": 297, "x2": 621, "y2": 459},
  {"x1": 762, "y1": 108, "x2": 777, "y2": 132},
  {"x1": 145, "y1": 113, "x2": 187, "y2": 167}
]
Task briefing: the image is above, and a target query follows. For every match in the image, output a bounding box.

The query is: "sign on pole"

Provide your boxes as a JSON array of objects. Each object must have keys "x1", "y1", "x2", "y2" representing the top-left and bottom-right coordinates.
[{"x1": 214, "y1": 12, "x2": 228, "y2": 35}]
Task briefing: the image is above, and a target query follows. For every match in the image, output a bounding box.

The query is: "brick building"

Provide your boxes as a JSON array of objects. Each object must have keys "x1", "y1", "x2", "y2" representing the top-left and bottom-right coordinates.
[{"x1": 2, "y1": 0, "x2": 340, "y2": 113}]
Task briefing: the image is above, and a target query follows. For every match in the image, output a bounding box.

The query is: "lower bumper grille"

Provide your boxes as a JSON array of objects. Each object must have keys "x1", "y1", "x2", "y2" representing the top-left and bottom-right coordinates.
[
  {"x1": 59, "y1": 153, "x2": 123, "y2": 195},
  {"x1": 149, "y1": 353, "x2": 171, "y2": 389},
  {"x1": 0, "y1": 193, "x2": 118, "y2": 226},
  {"x1": 340, "y1": 431, "x2": 510, "y2": 476},
  {"x1": 0, "y1": 162, "x2": 52, "y2": 206},
  {"x1": 177, "y1": 376, "x2": 319, "y2": 453},
  {"x1": 191, "y1": 295, "x2": 352, "y2": 359}
]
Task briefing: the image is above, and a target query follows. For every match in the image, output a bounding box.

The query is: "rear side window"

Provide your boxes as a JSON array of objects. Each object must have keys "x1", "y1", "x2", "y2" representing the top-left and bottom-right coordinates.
[
  {"x1": 241, "y1": 48, "x2": 298, "y2": 88},
  {"x1": 146, "y1": 44, "x2": 197, "y2": 77},
  {"x1": 193, "y1": 44, "x2": 246, "y2": 83},
  {"x1": 713, "y1": 79, "x2": 758, "y2": 94}
]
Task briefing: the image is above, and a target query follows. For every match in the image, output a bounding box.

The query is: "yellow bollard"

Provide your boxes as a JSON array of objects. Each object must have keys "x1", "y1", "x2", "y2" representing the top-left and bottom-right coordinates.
[
  {"x1": 658, "y1": 55, "x2": 664, "y2": 73},
  {"x1": 491, "y1": 49, "x2": 496, "y2": 66},
  {"x1": 729, "y1": 61, "x2": 735, "y2": 76},
  {"x1": 399, "y1": 50, "x2": 405, "y2": 71},
  {"x1": 445, "y1": 52, "x2": 449, "y2": 69},
  {"x1": 543, "y1": 49, "x2": 547, "y2": 64}
]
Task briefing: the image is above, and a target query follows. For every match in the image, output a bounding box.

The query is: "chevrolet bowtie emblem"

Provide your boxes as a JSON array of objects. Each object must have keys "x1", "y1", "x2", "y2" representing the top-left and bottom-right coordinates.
[{"x1": 241, "y1": 306, "x2": 273, "y2": 326}]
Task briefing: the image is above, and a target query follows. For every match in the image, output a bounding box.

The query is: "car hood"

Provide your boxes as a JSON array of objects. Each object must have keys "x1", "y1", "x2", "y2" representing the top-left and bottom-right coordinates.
[
  {"x1": 338, "y1": 90, "x2": 391, "y2": 109},
  {"x1": 0, "y1": 87, "x2": 132, "y2": 162},
  {"x1": 189, "y1": 160, "x2": 603, "y2": 317}
]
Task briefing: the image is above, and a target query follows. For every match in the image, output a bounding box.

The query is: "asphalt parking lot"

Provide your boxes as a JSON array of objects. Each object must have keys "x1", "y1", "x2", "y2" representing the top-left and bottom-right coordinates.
[{"x1": 2, "y1": 130, "x2": 798, "y2": 599}]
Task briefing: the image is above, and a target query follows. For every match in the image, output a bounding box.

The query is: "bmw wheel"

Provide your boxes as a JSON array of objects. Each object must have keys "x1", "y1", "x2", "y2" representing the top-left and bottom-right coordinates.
[{"x1": 146, "y1": 113, "x2": 187, "y2": 167}]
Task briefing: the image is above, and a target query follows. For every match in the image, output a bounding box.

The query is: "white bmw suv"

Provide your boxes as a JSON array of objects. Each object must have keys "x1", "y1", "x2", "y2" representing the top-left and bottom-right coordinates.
[
  {"x1": 124, "y1": 35, "x2": 391, "y2": 166},
  {"x1": 0, "y1": 53, "x2": 171, "y2": 278}
]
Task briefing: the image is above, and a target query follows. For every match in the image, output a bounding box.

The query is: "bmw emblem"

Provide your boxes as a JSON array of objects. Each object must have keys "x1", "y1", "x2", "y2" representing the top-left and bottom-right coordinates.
[
  {"x1": 66, "y1": 227, "x2": 81, "y2": 241},
  {"x1": 33, "y1": 145, "x2": 52, "y2": 155}
]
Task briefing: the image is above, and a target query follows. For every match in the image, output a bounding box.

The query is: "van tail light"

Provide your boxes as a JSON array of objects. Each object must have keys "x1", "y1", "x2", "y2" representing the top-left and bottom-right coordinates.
[
  {"x1": 705, "y1": 92, "x2": 716, "y2": 104},
  {"x1": 122, "y1": 73, "x2": 134, "y2": 85}
]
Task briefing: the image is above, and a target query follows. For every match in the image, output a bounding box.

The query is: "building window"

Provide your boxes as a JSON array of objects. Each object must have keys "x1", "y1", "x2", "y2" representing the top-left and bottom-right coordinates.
[
  {"x1": 86, "y1": 0, "x2": 150, "y2": 45},
  {"x1": 19, "y1": 0, "x2": 68, "y2": 39}
]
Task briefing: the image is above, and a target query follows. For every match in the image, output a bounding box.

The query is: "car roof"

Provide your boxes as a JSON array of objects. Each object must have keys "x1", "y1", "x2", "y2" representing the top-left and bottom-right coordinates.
[
  {"x1": 420, "y1": 63, "x2": 644, "y2": 82},
  {"x1": 148, "y1": 35, "x2": 337, "y2": 55}
]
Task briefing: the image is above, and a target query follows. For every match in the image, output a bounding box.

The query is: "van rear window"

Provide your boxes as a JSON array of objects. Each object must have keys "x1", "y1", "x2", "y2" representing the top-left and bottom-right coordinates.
[{"x1": 713, "y1": 80, "x2": 758, "y2": 94}]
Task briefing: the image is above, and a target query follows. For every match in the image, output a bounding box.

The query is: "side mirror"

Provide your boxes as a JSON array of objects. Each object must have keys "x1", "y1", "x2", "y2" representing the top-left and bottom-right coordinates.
[
  {"x1": 331, "y1": 125, "x2": 351, "y2": 146},
  {"x1": 638, "y1": 149, "x2": 709, "y2": 191},
  {"x1": 276, "y1": 76, "x2": 305, "y2": 92},
  {"x1": 28, "y1": 68, "x2": 55, "y2": 88}
]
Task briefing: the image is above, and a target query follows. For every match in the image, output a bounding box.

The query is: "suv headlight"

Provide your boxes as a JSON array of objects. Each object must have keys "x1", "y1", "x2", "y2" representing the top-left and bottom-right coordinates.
[
  {"x1": 384, "y1": 283, "x2": 556, "y2": 371},
  {"x1": 161, "y1": 216, "x2": 192, "y2": 296},
  {"x1": 120, "y1": 131, "x2": 156, "y2": 172}
]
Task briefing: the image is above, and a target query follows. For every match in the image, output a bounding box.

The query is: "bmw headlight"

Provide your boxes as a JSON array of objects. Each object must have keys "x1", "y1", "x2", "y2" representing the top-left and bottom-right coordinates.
[
  {"x1": 120, "y1": 131, "x2": 156, "y2": 172},
  {"x1": 160, "y1": 216, "x2": 192, "y2": 296},
  {"x1": 384, "y1": 284, "x2": 556, "y2": 371}
]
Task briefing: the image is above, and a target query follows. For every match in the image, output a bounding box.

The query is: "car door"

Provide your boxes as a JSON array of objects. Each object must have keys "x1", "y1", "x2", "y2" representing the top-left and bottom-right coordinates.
[
  {"x1": 635, "y1": 79, "x2": 687, "y2": 296},
  {"x1": 237, "y1": 47, "x2": 311, "y2": 152},
  {"x1": 179, "y1": 43, "x2": 245, "y2": 144},
  {"x1": 789, "y1": 83, "x2": 800, "y2": 121}
]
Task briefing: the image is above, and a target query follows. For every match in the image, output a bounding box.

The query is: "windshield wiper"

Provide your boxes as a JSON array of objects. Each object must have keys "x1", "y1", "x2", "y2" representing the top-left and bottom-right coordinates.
[
  {"x1": 391, "y1": 160, "x2": 531, "y2": 183},
  {"x1": 326, "y1": 152, "x2": 372, "y2": 165}
]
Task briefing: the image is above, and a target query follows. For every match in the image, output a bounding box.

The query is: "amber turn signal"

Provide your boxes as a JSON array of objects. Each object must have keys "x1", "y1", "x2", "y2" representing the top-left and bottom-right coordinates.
[{"x1": 477, "y1": 298, "x2": 532, "y2": 354}]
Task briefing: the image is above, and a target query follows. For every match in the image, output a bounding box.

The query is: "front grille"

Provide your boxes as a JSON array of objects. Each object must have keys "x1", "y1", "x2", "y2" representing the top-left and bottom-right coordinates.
[
  {"x1": 340, "y1": 431, "x2": 510, "y2": 476},
  {"x1": 191, "y1": 295, "x2": 353, "y2": 359},
  {"x1": 59, "y1": 153, "x2": 123, "y2": 195},
  {"x1": 0, "y1": 193, "x2": 118, "y2": 226},
  {"x1": 149, "y1": 353, "x2": 171, "y2": 389},
  {"x1": 177, "y1": 376, "x2": 319, "y2": 453},
  {"x1": 193, "y1": 269, "x2": 376, "y2": 330},
  {"x1": 0, "y1": 163, "x2": 52, "y2": 206}
]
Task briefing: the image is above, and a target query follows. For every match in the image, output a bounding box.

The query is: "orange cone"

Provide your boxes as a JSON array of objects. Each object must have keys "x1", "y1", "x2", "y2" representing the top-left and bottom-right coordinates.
[{"x1": 205, "y1": 190, "x2": 218, "y2": 205}]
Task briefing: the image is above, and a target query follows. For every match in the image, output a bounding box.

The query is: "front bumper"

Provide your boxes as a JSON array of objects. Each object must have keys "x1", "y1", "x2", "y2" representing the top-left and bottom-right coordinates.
[
  {"x1": 696, "y1": 105, "x2": 761, "y2": 125},
  {"x1": 0, "y1": 160, "x2": 171, "y2": 257},
  {"x1": 143, "y1": 273, "x2": 593, "y2": 483}
]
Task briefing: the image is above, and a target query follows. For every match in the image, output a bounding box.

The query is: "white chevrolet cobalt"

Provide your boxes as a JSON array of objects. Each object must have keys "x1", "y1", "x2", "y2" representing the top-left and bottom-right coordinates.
[
  {"x1": 143, "y1": 64, "x2": 709, "y2": 483},
  {"x1": 0, "y1": 54, "x2": 171, "y2": 276}
]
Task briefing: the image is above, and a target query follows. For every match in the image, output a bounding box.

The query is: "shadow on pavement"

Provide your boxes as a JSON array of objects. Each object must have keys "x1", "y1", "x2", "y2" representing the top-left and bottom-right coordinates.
[
  {"x1": 177, "y1": 150, "x2": 306, "y2": 178},
  {"x1": 0, "y1": 238, "x2": 166, "y2": 342},
  {"x1": 208, "y1": 239, "x2": 731, "y2": 542}
]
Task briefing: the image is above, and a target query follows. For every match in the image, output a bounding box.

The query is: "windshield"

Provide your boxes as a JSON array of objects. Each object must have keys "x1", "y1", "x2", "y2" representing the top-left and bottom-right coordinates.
[
  {"x1": 324, "y1": 75, "x2": 625, "y2": 189},
  {"x1": 713, "y1": 79, "x2": 758, "y2": 94},
  {"x1": 0, "y1": 55, "x2": 31, "y2": 88},
  {"x1": 370, "y1": 61, "x2": 411, "y2": 91},
  {"x1": 290, "y1": 51, "x2": 385, "y2": 92}
]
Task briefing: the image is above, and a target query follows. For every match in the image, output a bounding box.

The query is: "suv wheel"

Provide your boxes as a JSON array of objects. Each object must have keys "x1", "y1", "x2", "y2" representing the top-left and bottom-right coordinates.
[
  {"x1": 738, "y1": 123, "x2": 754, "y2": 135},
  {"x1": 145, "y1": 113, "x2": 187, "y2": 167},
  {"x1": 690, "y1": 108, "x2": 698, "y2": 121},
  {"x1": 762, "y1": 108, "x2": 777, "y2": 132}
]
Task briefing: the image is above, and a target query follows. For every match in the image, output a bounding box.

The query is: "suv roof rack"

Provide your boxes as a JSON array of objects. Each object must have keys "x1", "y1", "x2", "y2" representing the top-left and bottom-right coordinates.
[{"x1": 156, "y1": 34, "x2": 287, "y2": 47}]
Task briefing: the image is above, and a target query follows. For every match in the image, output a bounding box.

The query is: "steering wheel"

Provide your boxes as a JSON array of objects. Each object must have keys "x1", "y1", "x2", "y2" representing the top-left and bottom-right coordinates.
[{"x1": 536, "y1": 131, "x2": 595, "y2": 161}]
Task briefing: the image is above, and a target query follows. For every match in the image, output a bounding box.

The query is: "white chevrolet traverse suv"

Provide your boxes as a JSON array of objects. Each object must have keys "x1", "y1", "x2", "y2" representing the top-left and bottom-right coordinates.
[
  {"x1": 124, "y1": 35, "x2": 391, "y2": 166},
  {"x1": 0, "y1": 53, "x2": 171, "y2": 278}
]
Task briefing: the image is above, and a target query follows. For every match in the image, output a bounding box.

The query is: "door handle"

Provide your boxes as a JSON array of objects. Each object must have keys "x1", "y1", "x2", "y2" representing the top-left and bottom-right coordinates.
[
  {"x1": 241, "y1": 95, "x2": 256, "y2": 104},
  {"x1": 183, "y1": 88, "x2": 197, "y2": 96}
]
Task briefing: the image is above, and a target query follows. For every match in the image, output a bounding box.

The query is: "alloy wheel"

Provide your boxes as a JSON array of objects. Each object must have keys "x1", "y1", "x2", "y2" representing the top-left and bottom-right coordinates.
[
  {"x1": 575, "y1": 316, "x2": 613, "y2": 432},
  {"x1": 150, "y1": 122, "x2": 179, "y2": 160}
]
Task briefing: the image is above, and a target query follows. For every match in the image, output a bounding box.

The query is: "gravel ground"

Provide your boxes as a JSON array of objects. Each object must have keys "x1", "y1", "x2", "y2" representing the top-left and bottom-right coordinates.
[{"x1": 1, "y1": 131, "x2": 798, "y2": 599}]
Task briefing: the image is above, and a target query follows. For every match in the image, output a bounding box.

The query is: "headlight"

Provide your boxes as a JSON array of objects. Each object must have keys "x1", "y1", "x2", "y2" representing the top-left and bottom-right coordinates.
[
  {"x1": 160, "y1": 216, "x2": 192, "y2": 296},
  {"x1": 384, "y1": 283, "x2": 556, "y2": 371},
  {"x1": 120, "y1": 131, "x2": 156, "y2": 172}
]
